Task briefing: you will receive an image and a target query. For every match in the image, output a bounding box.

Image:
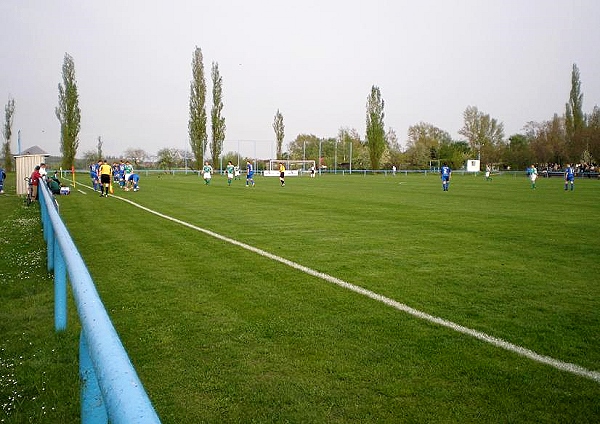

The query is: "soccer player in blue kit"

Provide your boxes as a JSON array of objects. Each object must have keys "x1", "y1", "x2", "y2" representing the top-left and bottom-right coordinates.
[
  {"x1": 246, "y1": 160, "x2": 255, "y2": 187},
  {"x1": 89, "y1": 161, "x2": 100, "y2": 191},
  {"x1": 440, "y1": 163, "x2": 452, "y2": 191},
  {"x1": 564, "y1": 164, "x2": 575, "y2": 191},
  {"x1": 126, "y1": 173, "x2": 140, "y2": 191}
]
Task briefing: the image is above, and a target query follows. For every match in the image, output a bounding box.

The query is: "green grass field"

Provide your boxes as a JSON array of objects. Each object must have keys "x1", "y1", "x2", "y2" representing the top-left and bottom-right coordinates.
[{"x1": 3, "y1": 171, "x2": 600, "y2": 422}]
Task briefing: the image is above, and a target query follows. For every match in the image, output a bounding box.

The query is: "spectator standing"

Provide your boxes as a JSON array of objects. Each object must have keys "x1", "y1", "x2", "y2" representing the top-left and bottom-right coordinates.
[
  {"x1": 39, "y1": 163, "x2": 48, "y2": 181},
  {"x1": 30, "y1": 165, "x2": 42, "y2": 200}
]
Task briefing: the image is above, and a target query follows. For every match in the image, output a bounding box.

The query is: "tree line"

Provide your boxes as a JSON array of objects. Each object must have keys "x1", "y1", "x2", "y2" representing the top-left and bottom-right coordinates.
[
  {"x1": 286, "y1": 64, "x2": 598, "y2": 172},
  {"x1": 2, "y1": 56, "x2": 597, "y2": 172}
]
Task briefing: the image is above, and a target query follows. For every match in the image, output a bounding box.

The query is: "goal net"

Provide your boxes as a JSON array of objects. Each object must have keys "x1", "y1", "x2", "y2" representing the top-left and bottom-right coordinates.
[{"x1": 264, "y1": 159, "x2": 316, "y2": 176}]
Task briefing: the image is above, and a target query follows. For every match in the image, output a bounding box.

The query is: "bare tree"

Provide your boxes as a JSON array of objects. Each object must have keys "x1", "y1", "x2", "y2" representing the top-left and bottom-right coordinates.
[
  {"x1": 124, "y1": 148, "x2": 148, "y2": 165},
  {"x1": 458, "y1": 106, "x2": 504, "y2": 163},
  {"x1": 96, "y1": 136, "x2": 103, "y2": 161}
]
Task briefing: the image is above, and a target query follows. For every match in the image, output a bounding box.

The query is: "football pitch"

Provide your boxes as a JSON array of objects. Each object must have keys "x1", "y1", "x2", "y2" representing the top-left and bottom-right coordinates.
[{"x1": 57, "y1": 172, "x2": 600, "y2": 423}]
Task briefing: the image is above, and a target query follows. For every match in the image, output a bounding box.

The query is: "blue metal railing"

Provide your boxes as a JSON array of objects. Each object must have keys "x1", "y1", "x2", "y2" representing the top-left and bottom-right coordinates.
[{"x1": 38, "y1": 183, "x2": 161, "y2": 424}]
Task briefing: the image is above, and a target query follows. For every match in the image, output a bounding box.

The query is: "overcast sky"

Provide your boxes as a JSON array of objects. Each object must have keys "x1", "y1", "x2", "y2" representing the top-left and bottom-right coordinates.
[{"x1": 1, "y1": 0, "x2": 599, "y2": 159}]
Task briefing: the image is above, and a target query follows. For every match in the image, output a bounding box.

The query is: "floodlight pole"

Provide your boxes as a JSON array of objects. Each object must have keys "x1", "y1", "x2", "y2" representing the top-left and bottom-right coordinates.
[
  {"x1": 184, "y1": 147, "x2": 188, "y2": 174},
  {"x1": 334, "y1": 139, "x2": 337, "y2": 174},
  {"x1": 349, "y1": 142, "x2": 353, "y2": 174},
  {"x1": 319, "y1": 138, "x2": 322, "y2": 176}
]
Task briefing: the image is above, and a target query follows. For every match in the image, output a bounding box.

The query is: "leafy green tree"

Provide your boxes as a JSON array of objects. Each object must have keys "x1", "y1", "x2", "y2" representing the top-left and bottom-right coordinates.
[
  {"x1": 336, "y1": 128, "x2": 367, "y2": 170},
  {"x1": 405, "y1": 122, "x2": 452, "y2": 168},
  {"x1": 458, "y1": 106, "x2": 504, "y2": 163},
  {"x1": 221, "y1": 151, "x2": 241, "y2": 168},
  {"x1": 503, "y1": 134, "x2": 533, "y2": 170},
  {"x1": 438, "y1": 141, "x2": 470, "y2": 170},
  {"x1": 273, "y1": 109, "x2": 285, "y2": 159},
  {"x1": 287, "y1": 134, "x2": 321, "y2": 160},
  {"x1": 55, "y1": 52, "x2": 81, "y2": 169},
  {"x1": 2, "y1": 96, "x2": 15, "y2": 171},
  {"x1": 210, "y1": 61, "x2": 226, "y2": 169},
  {"x1": 365, "y1": 85, "x2": 386, "y2": 170},
  {"x1": 189, "y1": 47, "x2": 208, "y2": 170}
]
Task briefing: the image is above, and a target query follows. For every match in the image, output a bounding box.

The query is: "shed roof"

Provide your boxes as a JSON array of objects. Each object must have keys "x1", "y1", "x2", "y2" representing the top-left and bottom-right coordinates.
[{"x1": 14, "y1": 145, "x2": 50, "y2": 156}]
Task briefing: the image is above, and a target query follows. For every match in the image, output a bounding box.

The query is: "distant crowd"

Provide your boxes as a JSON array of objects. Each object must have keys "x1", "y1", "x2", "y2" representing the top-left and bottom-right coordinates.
[{"x1": 539, "y1": 162, "x2": 598, "y2": 177}]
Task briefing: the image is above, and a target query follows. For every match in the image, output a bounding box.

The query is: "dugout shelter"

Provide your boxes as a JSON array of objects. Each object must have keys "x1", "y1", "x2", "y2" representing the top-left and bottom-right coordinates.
[{"x1": 14, "y1": 145, "x2": 50, "y2": 195}]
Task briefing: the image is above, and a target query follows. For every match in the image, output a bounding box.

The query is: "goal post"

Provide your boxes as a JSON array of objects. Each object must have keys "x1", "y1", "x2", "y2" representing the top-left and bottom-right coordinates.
[{"x1": 264, "y1": 159, "x2": 316, "y2": 177}]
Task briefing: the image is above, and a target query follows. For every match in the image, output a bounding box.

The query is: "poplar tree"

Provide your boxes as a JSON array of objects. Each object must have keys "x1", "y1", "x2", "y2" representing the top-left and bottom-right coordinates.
[
  {"x1": 2, "y1": 97, "x2": 15, "y2": 171},
  {"x1": 55, "y1": 53, "x2": 81, "y2": 169},
  {"x1": 273, "y1": 109, "x2": 285, "y2": 159},
  {"x1": 365, "y1": 85, "x2": 386, "y2": 170},
  {"x1": 210, "y1": 61, "x2": 226, "y2": 168},
  {"x1": 96, "y1": 136, "x2": 103, "y2": 161},
  {"x1": 565, "y1": 63, "x2": 585, "y2": 159},
  {"x1": 189, "y1": 47, "x2": 208, "y2": 169}
]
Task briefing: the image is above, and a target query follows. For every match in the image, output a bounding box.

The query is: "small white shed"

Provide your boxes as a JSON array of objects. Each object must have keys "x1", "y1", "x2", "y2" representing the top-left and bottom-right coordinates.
[
  {"x1": 466, "y1": 159, "x2": 481, "y2": 173},
  {"x1": 14, "y1": 146, "x2": 50, "y2": 195}
]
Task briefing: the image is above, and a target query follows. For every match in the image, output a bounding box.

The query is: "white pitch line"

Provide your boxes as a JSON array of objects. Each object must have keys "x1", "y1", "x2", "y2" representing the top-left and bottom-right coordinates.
[{"x1": 106, "y1": 193, "x2": 600, "y2": 383}]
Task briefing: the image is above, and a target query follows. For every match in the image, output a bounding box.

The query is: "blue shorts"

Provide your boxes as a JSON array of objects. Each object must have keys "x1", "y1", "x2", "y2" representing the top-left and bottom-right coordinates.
[{"x1": 247, "y1": 172, "x2": 254, "y2": 179}]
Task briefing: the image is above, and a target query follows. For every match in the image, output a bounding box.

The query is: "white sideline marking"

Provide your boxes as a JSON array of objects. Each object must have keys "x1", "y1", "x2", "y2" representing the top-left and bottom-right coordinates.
[{"x1": 96, "y1": 188, "x2": 600, "y2": 384}]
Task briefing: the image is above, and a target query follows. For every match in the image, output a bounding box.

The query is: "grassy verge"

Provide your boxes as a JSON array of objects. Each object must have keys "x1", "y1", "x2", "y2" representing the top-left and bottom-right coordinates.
[{"x1": 0, "y1": 175, "x2": 79, "y2": 423}]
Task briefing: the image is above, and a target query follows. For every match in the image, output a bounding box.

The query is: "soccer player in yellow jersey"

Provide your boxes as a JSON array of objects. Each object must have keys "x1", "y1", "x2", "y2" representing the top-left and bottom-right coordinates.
[
  {"x1": 279, "y1": 163, "x2": 285, "y2": 187},
  {"x1": 98, "y1": 159, "x2": 112, "y2": 197}
]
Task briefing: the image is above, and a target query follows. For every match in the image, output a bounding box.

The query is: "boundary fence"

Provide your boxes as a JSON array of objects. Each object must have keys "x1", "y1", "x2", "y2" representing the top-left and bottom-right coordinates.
[{"x1": 38, "y1": 182, "x2": 161, "y2": 424}]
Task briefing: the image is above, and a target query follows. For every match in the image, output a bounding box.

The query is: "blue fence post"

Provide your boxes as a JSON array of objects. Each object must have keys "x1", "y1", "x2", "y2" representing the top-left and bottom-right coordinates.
[
  {"x1": 40, "y1": 187, "x2": 49, "y2": 240},
  {"x1": 54, "y1": 244, "x2": 67, "y2": 331},
  {"x1": 80, "y1": 331, "x2": 108, "y2": 423},
  {"x1": 47, "y1": 225, "x2": 55, "y2": 272}
]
